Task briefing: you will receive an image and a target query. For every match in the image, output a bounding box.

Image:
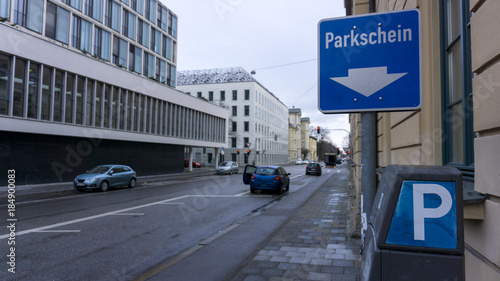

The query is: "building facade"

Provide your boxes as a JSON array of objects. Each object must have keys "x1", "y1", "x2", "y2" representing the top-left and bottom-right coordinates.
[
  {"x1": 288, "y1": 107, "x2": 302, "y2": 163},
  {"x1": 0, "y1": 0, "x2": 228, "y2": 185},
  {"x1": 300, "y1": 117, "x2": 310, "y2": 160},
  {"x1": 309, "y1": 135, "x2": 317, "y2": 162},
  {"x1": 177, "y1": 67, "x2": 289, "y2": 167},
  {"x1": 346, "y1": 1, "x2": 500, "y2": 280}
]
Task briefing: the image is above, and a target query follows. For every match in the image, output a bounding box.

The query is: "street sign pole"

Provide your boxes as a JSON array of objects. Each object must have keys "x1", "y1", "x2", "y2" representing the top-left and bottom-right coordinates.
[{"x1": 361, "y1": 112, "x2": 376, "y2": 219}]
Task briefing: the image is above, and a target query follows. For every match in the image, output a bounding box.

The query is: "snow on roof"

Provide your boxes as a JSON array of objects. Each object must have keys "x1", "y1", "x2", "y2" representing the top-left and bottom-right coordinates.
[{"x1": 177, "y1": 67, "x2": 256, "y2": 85}]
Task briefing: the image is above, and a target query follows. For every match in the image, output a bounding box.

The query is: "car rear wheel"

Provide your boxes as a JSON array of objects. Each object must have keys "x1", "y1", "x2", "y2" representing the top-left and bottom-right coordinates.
[
  {"x1": 100, "y1": 181, "x2": 109, "y2": 192},
  {"x1": 129, "y1": 178, "x2": 136, "y2": 188},
  {"x1": 250, "y1": 187, "x2": 256, "y2": 193}
]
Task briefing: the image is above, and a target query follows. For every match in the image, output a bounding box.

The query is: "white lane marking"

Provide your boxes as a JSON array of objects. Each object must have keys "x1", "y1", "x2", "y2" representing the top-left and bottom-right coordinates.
[
  {"x1": 0, "y1": 195, "x2": 191, "y2": 240},
  {"x1": 236, "y1": 191, "x2": 249, "y2": 196},
  {"x1": 110, "y1": 213, "x2": 145, "y2": 216},
  {"x1": 35, "y1": 230, "x2": 81, "y2": 233},
  {"x1": 157, "y1": 202, "x2": 185, "y2": 205}
]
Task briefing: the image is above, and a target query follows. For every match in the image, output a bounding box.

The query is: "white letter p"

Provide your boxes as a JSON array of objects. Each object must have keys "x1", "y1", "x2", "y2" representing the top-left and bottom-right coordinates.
[{"x1": 413, "y1": 184, "x2": 452, "y2": 241}]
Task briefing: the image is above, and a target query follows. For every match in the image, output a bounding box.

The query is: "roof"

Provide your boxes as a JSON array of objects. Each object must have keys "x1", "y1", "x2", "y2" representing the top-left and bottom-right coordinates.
[
  {"x1": 177, "y1": 67, "x2": 256, "y2": 85},
  {"x1": 289, "y1": 108, "x2": 301, "y2": 114},
  {"x1": 176, "y1": 67, "x2": 287, "y2": 108}
]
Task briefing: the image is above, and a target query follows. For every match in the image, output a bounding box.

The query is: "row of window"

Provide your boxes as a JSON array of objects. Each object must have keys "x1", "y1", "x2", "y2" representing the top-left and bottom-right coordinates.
[
  {"x1": 0, "y1": 54, "x2": 225, "y2": 143},
  {"x1": 2, "y1": 0, "x2": 176, "y2": 85},
  {"x1": 1, "y1": 0, "x2": 177, "y2": 38},
  {"x1": 231, "y1": 105, "x2": 250, "y2": 117},
  {"x1": 192, "y1": 89, "x2": 251, "y2": 102}
]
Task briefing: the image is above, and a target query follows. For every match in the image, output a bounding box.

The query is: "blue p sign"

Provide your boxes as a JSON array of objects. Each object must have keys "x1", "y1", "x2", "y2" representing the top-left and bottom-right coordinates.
[{"x1": 386, "y1": 181, "x2": 458, "y2": 249}]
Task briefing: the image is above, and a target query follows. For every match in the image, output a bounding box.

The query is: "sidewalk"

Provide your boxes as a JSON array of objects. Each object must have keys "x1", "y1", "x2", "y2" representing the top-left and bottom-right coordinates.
[{"x1": 229, "y1": 169, "x2": 362, "y2": 281}]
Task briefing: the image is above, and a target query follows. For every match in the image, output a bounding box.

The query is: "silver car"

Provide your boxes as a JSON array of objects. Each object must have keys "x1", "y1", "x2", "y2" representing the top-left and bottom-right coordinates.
[{"x1": 216, "y1": 161, "x2": 239, "y2": 175}]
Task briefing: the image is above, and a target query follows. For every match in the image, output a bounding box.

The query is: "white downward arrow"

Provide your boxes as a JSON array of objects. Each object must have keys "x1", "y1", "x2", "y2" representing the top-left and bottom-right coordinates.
[{"x1": 330, "y1": 67, "x2": 407, "y2": 97}]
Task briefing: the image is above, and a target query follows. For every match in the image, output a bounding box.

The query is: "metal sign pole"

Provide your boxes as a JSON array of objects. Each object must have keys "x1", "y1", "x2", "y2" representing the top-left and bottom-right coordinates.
[{"x1": 361, "y1": 112, "x2": 377, "y2": 219}]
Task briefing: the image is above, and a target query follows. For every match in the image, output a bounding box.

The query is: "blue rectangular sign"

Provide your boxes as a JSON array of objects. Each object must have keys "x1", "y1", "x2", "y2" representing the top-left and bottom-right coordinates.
[{"x1": 318, "y1": 9, "x2": 421, "y2": 113}]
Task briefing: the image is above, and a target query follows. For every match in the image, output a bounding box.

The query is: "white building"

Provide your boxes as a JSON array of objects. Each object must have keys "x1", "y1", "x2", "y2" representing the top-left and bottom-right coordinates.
[
  {"x1": 0, "y1": 0, "x2": 228, "y2": 185},
  {"x1": 177, "y1": 67, "x2": 289, "y2": 167}
]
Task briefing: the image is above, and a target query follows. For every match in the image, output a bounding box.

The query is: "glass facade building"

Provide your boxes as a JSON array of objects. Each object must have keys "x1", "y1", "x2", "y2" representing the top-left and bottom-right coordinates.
[{"x1": 0, "y1": 0, "x2": 177, "y2": 86}]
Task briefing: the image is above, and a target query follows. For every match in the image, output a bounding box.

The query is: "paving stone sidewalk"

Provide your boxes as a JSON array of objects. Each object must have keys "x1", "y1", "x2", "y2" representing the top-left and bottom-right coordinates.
[{"x1": 231, "y1": 173, "x2": 362, "y2": 281}]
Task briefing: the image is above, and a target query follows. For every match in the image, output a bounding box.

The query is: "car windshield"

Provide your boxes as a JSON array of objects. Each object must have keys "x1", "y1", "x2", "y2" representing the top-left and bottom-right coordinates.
[
  {"x1": 255, "y1": 167, "x2": 277, "y2": 176},
  {"x1": 87, "y1": 166, "x2": 112, "y2": 174},
  {"x1": 220, "y1": 162, "x2": 231, "y2": 166}
]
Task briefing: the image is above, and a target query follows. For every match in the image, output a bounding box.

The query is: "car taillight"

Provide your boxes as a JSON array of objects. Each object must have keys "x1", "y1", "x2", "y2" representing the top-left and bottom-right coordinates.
[
  {"x1": 274, "y1": 175, "x2": 280, "y2": 181},
  {"x1": 307, "y1": 165, "x2": 311, "y2": 169},
  {"x1": 251, "y1": 174, "x2": 255, "y2": 180}
]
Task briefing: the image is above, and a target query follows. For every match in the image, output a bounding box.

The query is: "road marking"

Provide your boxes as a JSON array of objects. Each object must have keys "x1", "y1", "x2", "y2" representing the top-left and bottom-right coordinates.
[
  {"x1": 236, "y1": 191, "x2": 249, "y2": 196},
  {"x1": 157, "y1": 202, "x2": 185, "y2": 205},
  {"x1": 110, "y1": 213, "x2": 145, "y2": 216},
  {"x1": 35, "y1": 230, "x2": 81, "y2": 233}
]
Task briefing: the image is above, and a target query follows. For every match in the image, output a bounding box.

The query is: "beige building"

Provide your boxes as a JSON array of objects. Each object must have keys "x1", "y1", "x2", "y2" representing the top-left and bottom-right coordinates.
[
  {"x1": 346, "y1": 1, "x2": 500, "y2": 280},
  {"x1": 309, "y1": 136, "x2": 318, "y2": 162},
  {"x1": 288, "y1": 108, "x2": 302, "y2": 163},
  {"x1": 301, "y1": 117, "x2": 311, "y2": 160}
]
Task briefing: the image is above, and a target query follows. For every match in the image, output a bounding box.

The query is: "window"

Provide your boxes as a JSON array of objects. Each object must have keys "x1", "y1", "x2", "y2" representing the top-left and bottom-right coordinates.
[
  {"x1": 94, "y1": 27, "x2": 111, "y2": 61},
  {"x1": 209, "y1": 91, "x2": 213, "y2": 101},
  {"x1": 244, "y1": 105, "x2": 249, "y2": 116},
  {"x1": 122, "y1": 9, "x2": 136, "y2": 40},
  {"x1": 112, "y1": 87, "x2": 118, "y2": 129},
  {"x1": 232, "y1": 90, "x2": 237, "y2": 100},
  {"x1": 131, "y1": 0, "x2": 143, "y2": 15},
  {"x1": 167, "y1": 64, "x2": 175, "y2": 87},
  {"x1": 231, "y1": 138, "x2": 236, "y2": 147},
  {"x1": 137, "y1": 19, "x2": 149, "y2": 48},
  {"x1": 65, "y1": 73, "x2": 74, "y2": 123},
  {"x1": 120, "y1": 0, "x2": 128, "y2": 5},
  {"x1": 158, "y1": 6, "x2": 167, "y2": 32},
  {"x1": 13, "y1": 58, "x2": 26, "y2": 117},
  {"x1": 232, "y1": 121, "x2": 236, "y2": 132},
  {"x1": 129, "y1": 44, "x2": 142, "y2": 74},
  {"x1": 441, "y1": 0, "x2": 474, "y2": 172},
  {"x1": 84, "y1": 0, "x2": 103, "y2": 22},
  {"x1": 75, "y1": 76, "x2": 84, "y2": 124},
  {"x1": 72, "y1": 16, "x2": 92, "y2": 53},
  {"x1": 0, "y1": 54, "x2": 11, "y2": 116},
  {"x1": 53, "y1": 70, "x2": 64, "y2": 122},
  {"x1": 151, "y1": 27, "x2": 161, "y2": 54},
  {"x1": 70, "y1": 0, "x2": 82, "y2": 11},
  {"x1": 113, "y1": 35, "x2": 127, "y2": 67},
  {"x1": 14, "y1": 0, "x2": 43, "y2": 33},
  {"x1": 157, "y1": 59, "x2": 166, "y2": 83},
  {"x1": 245, "y1": 89, "x2": 250, "y2": 100},
  {"x1": 145, "y1": 0, "x2": 155, "y2": 23},
  {"x1": 95, "y1": 82, "x2": 102, "y2": 126},
  {"x1": 244, "y1": 121, "x2": 249, "y2": 132},
  {"x1": 127, "y1": 91, "x2": 133, "y2": 130},
  {"x1": 143, "y1": 52, "x2": 154, "y2": 78},
  {"x1": 232, "y1": 106, "x2": 237, "y2": 116},
  {"x1": 0, "y1": 0, "x2": 10, "y2": 18},
  {"x1": 162, "y1": 35, "x2": 173, "y2": 61},
  {"x1": 220, "y1": 91, "x2": 225, "y2": 101},
  {"x1": 197, "y1": 92, "x2": 202, "y2": 98},
  {"x1": 105, "y1": 0, "x2": 120, "y2": 32},
  {"x1": 45, "y1": 3, "x2": 70, "y2": 44},
  {"x1": 86, "y1": 79, "x2": 94, "y2": 125},
  {"x1": 41, "y1": 66, "x2": 52, "y2": 120},
  {"x1": 103, "y1": 84, "x2": 110, "y2": 127},
  {"x1": 27, "y1": 62, "x2": 39, "y2": 119},
  {"x1": 168, "y1": 13, "x2": 177, "y2": 38}
]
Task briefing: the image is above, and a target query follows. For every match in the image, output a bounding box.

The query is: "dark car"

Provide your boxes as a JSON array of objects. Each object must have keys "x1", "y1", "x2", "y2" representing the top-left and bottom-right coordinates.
[
  {"x1": 306, "y1": 163, "x2": 322, "y2": 176},
  {"x1": 74, "y1": 165, "x2": 137, "y2": 192},
  {"x1": 243, "y1": 165, "x2": 290, "y2": 194}
]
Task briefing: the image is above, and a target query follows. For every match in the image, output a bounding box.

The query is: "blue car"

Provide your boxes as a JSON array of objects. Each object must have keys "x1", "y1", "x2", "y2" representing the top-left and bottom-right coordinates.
[
  {"x1": 243, "y1": 165, "x2": 290, "y2": 194},
  {"x1": 74, "y1": 165, "x2": 137, "y2": 192}
]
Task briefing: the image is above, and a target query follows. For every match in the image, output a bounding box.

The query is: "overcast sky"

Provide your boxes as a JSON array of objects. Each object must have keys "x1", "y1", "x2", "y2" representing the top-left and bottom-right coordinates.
[{"x1": 163, "y1": 0, "x2": 350, "y2": 147}]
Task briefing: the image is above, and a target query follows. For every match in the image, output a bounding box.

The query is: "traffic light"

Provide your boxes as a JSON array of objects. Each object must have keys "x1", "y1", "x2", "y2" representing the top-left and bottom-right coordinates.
[
  {"x1": 317, "y1": 126, "x2": 320, "y2": 134},
  {"x1": 337, "y1": 148, "x2": 340, "y2": 155},
  {"x1": 237, "y1": 150, "x2": 240, "y2": 155},
  {"x1": 246, "y1": 149, "x2": 251, "y2": 155}
]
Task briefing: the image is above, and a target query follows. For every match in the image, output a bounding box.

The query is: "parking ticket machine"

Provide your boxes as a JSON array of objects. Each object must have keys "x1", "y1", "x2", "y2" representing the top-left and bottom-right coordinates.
[{"x1": 361, "y1": 165, "x2": 464, "y2": 281}]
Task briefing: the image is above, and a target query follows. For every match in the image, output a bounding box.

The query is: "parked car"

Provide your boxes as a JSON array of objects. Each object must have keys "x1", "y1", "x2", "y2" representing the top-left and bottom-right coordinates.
[
  {"x1": 243, "y1": 165, "x2": 290, "y2": 194},
  {"x1": 74, "y1": 165, "x2": 136, "y2": 192},
  {"x1": 296, "y1": 159, "x2": 303, "y2": 165},
  {"x1": 306, "y1": 163, "x2": 322, "y2": 176},
  {"x1": 184, "y1": 159, "x2": 202, "y2": 168},
  {"x1": 217, "y1": 161, "x2": 239, "y2": 175}
]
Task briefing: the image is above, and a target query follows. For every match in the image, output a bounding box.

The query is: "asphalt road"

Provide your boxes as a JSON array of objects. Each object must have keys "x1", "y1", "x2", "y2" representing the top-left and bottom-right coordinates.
[{"x1": 0, "y1": 164, "x2": 340, "y2": 281}]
